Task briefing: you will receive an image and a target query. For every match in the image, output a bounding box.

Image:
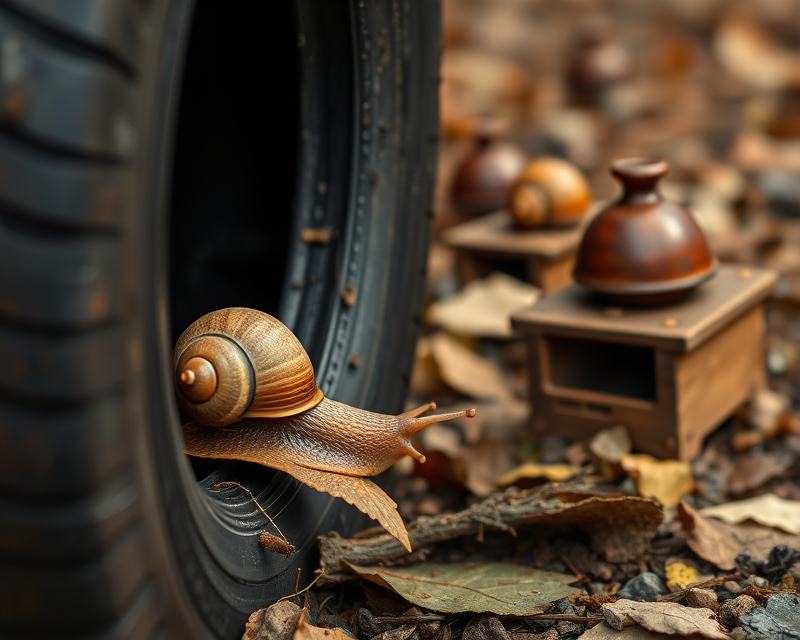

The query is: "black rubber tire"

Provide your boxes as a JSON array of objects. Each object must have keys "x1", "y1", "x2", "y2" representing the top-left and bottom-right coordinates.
[{"x1": 0, "y1": 1, "x2": 440, "y2": 639}]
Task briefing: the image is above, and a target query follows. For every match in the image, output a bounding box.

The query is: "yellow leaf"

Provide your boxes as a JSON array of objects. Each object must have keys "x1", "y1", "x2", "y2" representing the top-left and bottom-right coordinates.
[
  {"x1": 620, "y1": 453, "x2": 693, "y2": 508},
  {"x1": 664, "y1": 560, "x2": 701, "y2": 591},
  {"x1": 496, "y1": 463, "x2": 580, "y2": 487}
]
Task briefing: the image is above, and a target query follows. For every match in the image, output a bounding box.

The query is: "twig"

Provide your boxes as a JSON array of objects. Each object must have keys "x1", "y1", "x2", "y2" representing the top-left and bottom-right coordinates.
[
  {"x1": 278, "y1": 569, "x2": 325, "y2": 603},
  {"x1": 559, "y1": 554, "x2": 591, "y2": 584},
  {"x1": 526, "y1": 614, "x2": 603, "y2": 623},
  {"x1": 374, "y1": 615, "x2": 448, "y2": 624},
  {"x1": 317, "y1": 482, "x2": 663, "y2": 585}
]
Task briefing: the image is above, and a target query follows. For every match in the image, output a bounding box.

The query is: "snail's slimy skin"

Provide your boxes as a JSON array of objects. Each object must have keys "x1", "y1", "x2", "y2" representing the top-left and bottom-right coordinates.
[{"x1": 182, "y1": 398, "x2": 475, "y2": 477}]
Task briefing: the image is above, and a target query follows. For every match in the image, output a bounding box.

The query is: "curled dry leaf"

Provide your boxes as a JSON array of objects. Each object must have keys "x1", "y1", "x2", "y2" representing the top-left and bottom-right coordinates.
[
  {"x1": 680, "y1": 499, "x2": 800, "y2": 571},
  {"x1": 602, "y1": 600, "x2": 728, "y2": 639},
  {"x1": 701, "y1": 494, "x2": 800, "y2": 534},
  {"x1": 426, "y1": 272, "x2": 540, "y2": 338},
  {"x1": 619, "y1": 454, "x2": 694, "y2": 508},
  {"x1": 678, "y1": 501, "x2": 742, "y2": 571}
]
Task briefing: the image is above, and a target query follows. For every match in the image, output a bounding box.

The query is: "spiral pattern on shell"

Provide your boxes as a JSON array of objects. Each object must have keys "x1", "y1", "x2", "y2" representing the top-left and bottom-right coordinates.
[{"x1": 172, "y1": 308, "x2": 323, "y2": 426}]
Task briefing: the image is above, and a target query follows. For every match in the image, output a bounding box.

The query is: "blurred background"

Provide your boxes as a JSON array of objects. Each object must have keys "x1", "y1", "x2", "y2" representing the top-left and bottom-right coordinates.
[{"x1": 394, "y1": 0, "x2": 800, "y2": 517}]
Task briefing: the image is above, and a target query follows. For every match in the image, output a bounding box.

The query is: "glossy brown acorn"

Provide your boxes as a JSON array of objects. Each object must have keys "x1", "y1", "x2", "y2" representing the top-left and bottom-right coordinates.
[
  {"x1": 573, "y1": 157, "x2": 718, "y2": 305},
  {"x1": 509, "y1": 158, "x2": 591, "y2": 229},
  {"x1": 173, "y1": 308, "x2": 475, "y2": 551},
  {"x1": 452, "y1": 119, "x2": 527, "y2": 215}
]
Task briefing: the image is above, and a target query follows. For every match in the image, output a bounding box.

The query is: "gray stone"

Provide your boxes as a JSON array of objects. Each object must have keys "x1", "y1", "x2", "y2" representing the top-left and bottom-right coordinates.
[
  {"x1": 740, "y1": 593, "x2": 800, "y2": 639},
  {"x1": 617, "y1": 572, "x2": 670, "y2": 602}
]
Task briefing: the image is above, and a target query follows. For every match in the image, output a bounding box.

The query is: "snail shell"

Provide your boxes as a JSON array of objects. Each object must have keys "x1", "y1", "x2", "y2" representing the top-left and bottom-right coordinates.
[
  {"x1": 509, "y1": 158, "x2": 591, "y2": 229},
  {"x1": 172, "y1": 308, "x2": 323, "y2": 427}
]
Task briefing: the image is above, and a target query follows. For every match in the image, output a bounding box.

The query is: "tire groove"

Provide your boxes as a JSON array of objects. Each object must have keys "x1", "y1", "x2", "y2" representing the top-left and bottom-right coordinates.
[
  {"x1": 0, "y1": 124, "x2": 128, "y2": 165},
  {"x1": 0, "y1": 1, "x2": 137, "y2": 80}
]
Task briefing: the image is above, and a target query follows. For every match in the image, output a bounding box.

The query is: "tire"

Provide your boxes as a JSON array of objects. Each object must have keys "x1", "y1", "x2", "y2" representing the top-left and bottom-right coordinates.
[{"x1": 0, "y1": 1, "x2": 440, "y2": 638}]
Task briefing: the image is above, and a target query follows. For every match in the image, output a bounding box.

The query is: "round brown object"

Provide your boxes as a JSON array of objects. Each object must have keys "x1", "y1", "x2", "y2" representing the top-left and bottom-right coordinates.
[
  {"x1": 452, "y1": 121, "x2": 527, "y2": 214},
  {"x1": 510, "y1": 158, "x2": 591, "y2": 228},
  {"x1": 172, "y1": 307, "x2": 324, "y2": 426},
  {"x1": 573, "y1": 157, "x2": 718, "y2": 305}
]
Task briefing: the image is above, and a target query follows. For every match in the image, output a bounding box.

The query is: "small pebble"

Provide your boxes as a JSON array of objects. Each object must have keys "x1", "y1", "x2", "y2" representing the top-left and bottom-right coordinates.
[
  {"x1": 685, "y1": 588, "x2": 718, "y2": 611},
  {"x1": 617, "y1": 572, "x2": 670, "y2": 602},
  {"x1": 725, "y1": 580, "x2": 743, "y2": 594},
  {"x1": 718, "y1": 594, "x2": 758, "y2": 628}
]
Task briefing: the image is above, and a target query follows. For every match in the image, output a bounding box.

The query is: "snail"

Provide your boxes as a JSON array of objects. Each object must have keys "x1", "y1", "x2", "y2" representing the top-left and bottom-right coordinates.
[
  {"x1": 509, "y1": 158, "x2": 591, "y2": 229},
  {"x1": 174, "y1": 307, "x2": 476, "y2": 551}
]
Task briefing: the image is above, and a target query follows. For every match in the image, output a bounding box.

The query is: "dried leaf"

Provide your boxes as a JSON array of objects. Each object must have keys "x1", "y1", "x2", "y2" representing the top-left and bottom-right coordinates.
[
  {"x1": 679, "y1": 501, "x2": 742, "y2": 571},
  {"x1": 602, "y1": 600, "x2": 728, "y2": 639},
  {"x1": 727, "y1": 451, "x2": 794, "y2": 496},
  {"x1": 747, "y1": 388, "x2": 790, "y2": 433},
  {"x1": 496, "y1": 463, "x2": 580, "y2": 487},
  {"x1": 590, "y1": 425, "x2": 632, "y2": 465},
  {"x1": 579, "y1": 622, "x2": 683, "y2": 639},
  {"x1": 342, "y1": 561, "x2": 580, "y2": 615},
  {"x1": 427, "y1": 272, "x2": 540, "y2": 338},
  {"x1": 590, "y1": 425, "x2": 632, "y2": 481},
  {"x1": 243, "y1": 601, "x2": 302, "y2": 640},
  {"x1": 620, "y1": 454, "x2": 694, "y2": 508},
  {"x1": 459, "y1": 437, "x2": 520, "y2": 497},
  {"x1": 293, "y1": 610, "x2": 352, "y2": 639},
  {"x1": 429, "y1": 333, "x2": 515, "y2": 401},
  {"x1": 701, "y1": 494, "x2": 800, "y2": 534}
]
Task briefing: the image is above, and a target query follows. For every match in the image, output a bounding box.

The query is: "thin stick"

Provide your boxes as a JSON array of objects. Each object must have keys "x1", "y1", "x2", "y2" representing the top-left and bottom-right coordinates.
[
  {"x1": 278, "y1": 569, "x2": 326, "y2": 603},
  {"x1": 213, "y1": 481, "x2": 290, "y2": 544},
  {"x1": 526, "y1": 614, "x2": 603, "y2": 623}
]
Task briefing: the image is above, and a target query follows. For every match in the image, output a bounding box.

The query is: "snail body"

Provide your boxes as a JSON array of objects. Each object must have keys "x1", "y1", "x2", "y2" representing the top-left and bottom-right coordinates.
[
  {"x1": 509, "y1": 158, "x2": 591, "y2": 229},
  {"x1": 173, "y1": 308, "x2": 475, "y2": 551}
]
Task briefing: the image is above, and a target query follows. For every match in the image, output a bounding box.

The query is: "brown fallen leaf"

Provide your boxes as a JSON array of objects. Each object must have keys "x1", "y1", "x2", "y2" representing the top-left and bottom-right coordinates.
[
  {"x1": 620, "y1": 454, "x2": 694, "y2": 508},
  {"x1": 429, "y1": 332, "x2": 516, "y2": 401},
  {"x1": 343, "y1": 561, "x2": 580, "y2": 615},
  {"x1": 679, "y1": 501, "x2": 743, "y2": 571},
  {"x1": 579, "y1": 622, "x2": 683, "y2": 639},
  {"x1": 602, "y1": 600, "x2": 728, "y2": 639},
  {"x1": 243, "y1": 601, "x2": 302, "y2": 640},
  {"x1": 681, "y1": 499, "x2": 800, "y2": 571},
  {"x1": 727, "y1": 451, "x2": 794, "y2": 496},
  {"x1": 701, "y1": 494, "x2": 800, "y2": 534},
  {"x1": 426, "y1": 272, "x2": 540, "y2": 338},
  {"x1": 293, "y1": 610, "x2": 352, "y2": 639}
]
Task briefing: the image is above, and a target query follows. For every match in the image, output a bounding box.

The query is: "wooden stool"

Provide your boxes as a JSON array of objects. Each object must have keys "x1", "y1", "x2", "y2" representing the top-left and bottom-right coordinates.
[
  {"x1": 440, "y1": 206, "x2": 600, "y2": 295},
  {"x1": 511, "y1": 265, "x2": 778, "y2": 460}
]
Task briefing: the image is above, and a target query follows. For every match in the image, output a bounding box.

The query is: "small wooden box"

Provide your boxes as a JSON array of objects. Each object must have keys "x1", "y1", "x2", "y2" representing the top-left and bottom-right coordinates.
[
  {"x1": 441, "y1": 206, "x2": 600, "y2": 294},
  {"x1": 510, "y1": 265, "x2": 778, "y2": 460}
]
